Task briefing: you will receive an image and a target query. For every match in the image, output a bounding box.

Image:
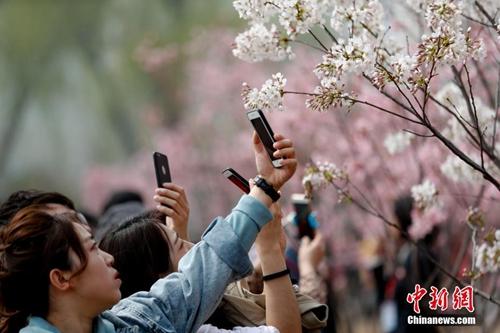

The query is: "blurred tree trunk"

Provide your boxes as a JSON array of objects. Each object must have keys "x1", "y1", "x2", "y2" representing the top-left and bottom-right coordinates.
[
  {"x1": 0, "y1": 84, "x2": 28, "y2": 178},
  {"x1": 76, "y1": 33, "x2": 139, "y2": 155}
]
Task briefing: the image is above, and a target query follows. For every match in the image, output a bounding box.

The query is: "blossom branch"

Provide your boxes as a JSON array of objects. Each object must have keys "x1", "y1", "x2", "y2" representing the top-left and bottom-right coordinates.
[
  {"x1": 421, "y1": 50, "x2": 439, "y2": 122},
  {"x1": 422, "y1": 120, "x2": 500, "y2": 190},
  {"x1": 375, "y1": 63, "x2": 423, "y2": 113},
  {"x1": 326, "y1": 179, "x2": 500, "y2": 306},
  {"x1": 452, "y1": 65, "x2": 500, "y2": 169},
  {"x1": 362, "y1": 73, "x2": 418, "y2": 114}
]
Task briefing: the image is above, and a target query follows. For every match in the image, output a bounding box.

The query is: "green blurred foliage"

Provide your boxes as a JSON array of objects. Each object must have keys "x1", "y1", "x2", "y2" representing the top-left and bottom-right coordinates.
[{"x1": 0, "y1": 0, "x2": 239, "y2": 204}]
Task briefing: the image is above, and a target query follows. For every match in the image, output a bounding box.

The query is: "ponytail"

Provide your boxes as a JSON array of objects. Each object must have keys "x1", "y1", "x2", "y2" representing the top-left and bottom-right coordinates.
[
  {"x1": 0, "y1": 205, "x2": 86, "y2": 332},
  {"x1": 0, "y1": 310, "x2": 29, "y2": 333}
]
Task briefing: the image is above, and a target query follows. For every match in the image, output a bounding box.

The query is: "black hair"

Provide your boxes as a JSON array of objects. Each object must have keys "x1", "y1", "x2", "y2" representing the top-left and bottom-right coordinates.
[
  {"x1": 99, "y1": 213, "x2": 172, "y2": 298},
  {"x1": 394, "y1": 195, "x2": 414, "y2": 234},
  {"x1": 101, "y1": 190, "x2": 144, "y2": 215},
  {"x1": 0, "y1": 190, "x2": 75, "y2": 226},
  {"x1": 0, "y1": 206, "x2": 86, "y2": 333}
]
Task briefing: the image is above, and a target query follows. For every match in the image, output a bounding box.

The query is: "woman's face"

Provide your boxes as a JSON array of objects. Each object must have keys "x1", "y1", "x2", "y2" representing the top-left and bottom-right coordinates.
[
  {"x1": 158, "y1": 224, "x2": 193, "y2": 272},
  {"x1": 69, "y1": 223, "x2": 122, "y2": 312}
]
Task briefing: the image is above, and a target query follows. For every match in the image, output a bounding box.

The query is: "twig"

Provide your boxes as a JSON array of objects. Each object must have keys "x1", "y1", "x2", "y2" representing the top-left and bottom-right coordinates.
[
  {"x1": 493, "y1": 67, "x2": 500, "y2": 151},
  {"x1": 421, "y1": 49, "x2": 439, "y2": 122},
  {"x1": 423, "y1": 120, "x2": 500, "y2": 190},
  {"x1": 331, "y1": 180, "x2": 500, "y2": 306},
  {"x1": 464, "y1": 64, "x2": 485, "y2": 170},
  {"x1": 452, "y1": 66, "x2": 500, "y2": 170},
  {"x1": 345, "y1": 97, "x2": 423, "y2": 124},
  {"x1": 282, "y1": 90, "x2": 318, "y2": 96},
  {"x1": 447, "y1": 98, "x2": 477, "y2": 131},
  {"x1": 291, "y1": 39, "x2": 328, "y2": 53},
  {"x1": 474, "y1": 1, "x2": 497, "y2": 27},
  {"x1": 403, "y1": 128, "x2": 435, "y2": 138},
  {"x1": 376, "y1": 63, "x2": 422, "y2": 116},
  {"x1": 472, "y1": 59, "x2": 496, "y2": 108},
  {"x1": 461, "y1": 14, "x2": 497, "y2": 29},
  {"x1": 308, "y1": 29, "x2": 329, "y2": 52},
  {"x1": 362, "y1": 74, "x2": 416, "y2": 113},
  {"x1": 322, "y1": 24, "x2": 338, "y2": 44}
]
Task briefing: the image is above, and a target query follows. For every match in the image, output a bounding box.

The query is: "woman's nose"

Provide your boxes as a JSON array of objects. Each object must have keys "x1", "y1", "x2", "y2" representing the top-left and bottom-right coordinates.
[{"x1": 101, "y1": 249, "x2": 115, "y2": 266}]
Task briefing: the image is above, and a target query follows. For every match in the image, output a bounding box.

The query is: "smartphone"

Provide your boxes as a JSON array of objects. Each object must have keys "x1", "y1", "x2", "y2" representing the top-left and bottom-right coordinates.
[
  {"x1": 247, "y1": 109, "x2": 283, "y2": 168},
  {"x1": 222, "y1": 168, "x2": 250, "y2": 194},
  {"x1": 291, "y1": 193, "x2": 315, "y2": 239},
  {"x1": 153, "y1": 152, "x2": 172, "y2": 187}
]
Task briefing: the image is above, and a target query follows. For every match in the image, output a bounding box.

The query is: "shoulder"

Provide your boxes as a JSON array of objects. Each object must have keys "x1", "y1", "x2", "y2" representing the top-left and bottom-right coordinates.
[
  {"x1": 197, "y1": 324, "x2": 279, "y2": 333},
  {"x1": 20, "y1": 317, "x2": 58, "y2": 333}
]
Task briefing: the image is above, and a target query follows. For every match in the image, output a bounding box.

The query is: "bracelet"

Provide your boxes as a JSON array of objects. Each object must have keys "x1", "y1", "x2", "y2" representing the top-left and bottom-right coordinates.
[
  {"x1": 262, "y1": 268, "x2": 290, "y2": 281},
  {"x1": 253, "y1": 176, "x2": 281, "y2": 202}
]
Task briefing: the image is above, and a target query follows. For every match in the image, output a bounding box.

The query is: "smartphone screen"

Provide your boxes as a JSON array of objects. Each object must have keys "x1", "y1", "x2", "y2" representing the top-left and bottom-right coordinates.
[
  {"x1": 153, "y1": 152, "x2": 172, "y2": 187},
  {"x1": 247, "y1": 110, "x2": 283, "y2": 168},
  {"x1": 222, "y1": 168, "x2": 250, "y2": 194}
]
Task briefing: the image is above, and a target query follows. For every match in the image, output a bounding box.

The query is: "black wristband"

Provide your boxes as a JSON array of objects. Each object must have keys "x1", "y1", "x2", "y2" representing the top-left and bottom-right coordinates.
[
  {"x1": 262, "y1": 268, "x2": 290, "y2": 281},
  {"x1": 253, "y1": 176, "x2": 280, "y2": 202}
]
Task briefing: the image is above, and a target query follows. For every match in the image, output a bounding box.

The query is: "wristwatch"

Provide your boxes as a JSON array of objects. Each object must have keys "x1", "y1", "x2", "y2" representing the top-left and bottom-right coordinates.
[{"x1": 253, "y1": 175, "x2": 280, "y2": 202}]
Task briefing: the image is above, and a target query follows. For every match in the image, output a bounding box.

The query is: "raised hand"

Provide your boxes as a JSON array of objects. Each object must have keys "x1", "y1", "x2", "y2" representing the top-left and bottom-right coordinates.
[
  {"x1": 298, "y1": 232, "x2": 326, "y2": 274},
  {"x1": 154, "y1": 183, "x2": 190, "y2": 241},
  {"x1": 253, "y1": 132, "x2": 297, "y2": 190}
]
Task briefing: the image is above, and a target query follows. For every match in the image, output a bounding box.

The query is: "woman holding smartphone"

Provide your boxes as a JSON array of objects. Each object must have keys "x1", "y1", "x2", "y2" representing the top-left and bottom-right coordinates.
[
  {"x1": 0, "y1": 132, "x2": 299, "y2": 333},
  {"x1": 99, "y1": 201, "x2": 296, "y2": 333}
]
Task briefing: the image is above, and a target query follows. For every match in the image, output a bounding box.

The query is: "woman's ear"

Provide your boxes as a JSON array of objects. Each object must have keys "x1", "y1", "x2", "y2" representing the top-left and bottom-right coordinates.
[{"x1": 49, "y1": 269, "x2": 71, "y2": 291}]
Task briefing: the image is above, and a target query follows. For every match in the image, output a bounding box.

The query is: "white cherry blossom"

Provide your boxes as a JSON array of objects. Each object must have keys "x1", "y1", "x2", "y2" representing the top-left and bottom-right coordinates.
[
  {"x1": 411, "y1": 180, "x2": 439, "y2": 210},
  {"x1": 241, "y1": 72, "x2": 287, "y2": 112},
  {"x1": 383, "y1": 131, "x2": 414, "y2": 155},
  {"x1": 233, "y1": 24, "x2": 294, "y2": 63}
]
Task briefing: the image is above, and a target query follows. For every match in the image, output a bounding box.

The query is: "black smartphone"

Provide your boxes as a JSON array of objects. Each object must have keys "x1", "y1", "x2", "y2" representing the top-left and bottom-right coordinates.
[
  {"x1": 153, "y1": 152, "x2": 172, "y2": 187},
  {"x1": 291, "y1": 193, "x2": 315, "y2": 239},
  {"x1": 222, "y1": 168, "x2": 250, "y2": 194},
  {"x1": 246, "y1": 109, "x2": 283, "y2": 168}
]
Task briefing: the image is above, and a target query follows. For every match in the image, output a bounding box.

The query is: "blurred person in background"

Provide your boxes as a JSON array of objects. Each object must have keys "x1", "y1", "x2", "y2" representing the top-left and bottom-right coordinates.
[
  {"x1": 95, "y1": 190, "x2": 146, "y2": 240},
  {"x1": 375, "y1": 195, "x2": 440, "y2": 333},
  {"x1": 0, "y1": 190, "x2": 76, "y2": 227}
]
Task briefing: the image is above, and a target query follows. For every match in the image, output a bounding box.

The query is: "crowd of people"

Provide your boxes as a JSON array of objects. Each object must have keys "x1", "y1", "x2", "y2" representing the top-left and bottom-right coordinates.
[
  {"x1": 0, "y1": 132, "x2": 333, "y2": 333},
  {"x1": 0, "y1": 130, "x2": 442, "y2": 333}
]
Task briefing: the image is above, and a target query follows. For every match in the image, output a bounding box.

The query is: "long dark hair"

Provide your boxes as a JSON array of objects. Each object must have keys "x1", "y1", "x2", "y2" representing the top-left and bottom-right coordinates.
[
  {"x1": 0, "y1": 205, "x2": 87, "y2": 333},
  {"x1": 99, "y1": 214, "x2": 173, "y2": 298}
]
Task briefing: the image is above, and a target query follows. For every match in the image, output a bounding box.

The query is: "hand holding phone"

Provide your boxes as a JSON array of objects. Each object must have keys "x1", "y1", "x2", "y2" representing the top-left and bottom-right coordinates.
[
  {"x1": 222, "y1": 168, "x2": 250, "y2": 194},
  {"x1": 153, "y1": 152, "x2": 172, "y2": 187},
  {"x1": 247, "y1": 110, "x2": 283, "y2": 168},
  {"x1": 291, "y1": 193, "x2": 316, "y2": 239}
]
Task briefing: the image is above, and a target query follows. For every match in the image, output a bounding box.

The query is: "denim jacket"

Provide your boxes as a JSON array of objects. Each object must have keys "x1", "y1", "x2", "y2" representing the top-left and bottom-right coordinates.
[{"x1": 20, "y1": 195, "x2": 273, "y2": 333}]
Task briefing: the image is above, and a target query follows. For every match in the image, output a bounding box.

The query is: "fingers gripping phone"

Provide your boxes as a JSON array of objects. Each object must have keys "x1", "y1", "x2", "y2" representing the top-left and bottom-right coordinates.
[
  {"x1": 222, "y1": 168, "x2": 250, "y2": 194},
  {"x1": 247, "y1": 109, "x2": 283, "y2": 168},
  {"x1": 291, "y1": 193, "x2": 316, "y2": 239},
  {"x1": 153, "y1": 152, "x2": 172, "y2": 188}
]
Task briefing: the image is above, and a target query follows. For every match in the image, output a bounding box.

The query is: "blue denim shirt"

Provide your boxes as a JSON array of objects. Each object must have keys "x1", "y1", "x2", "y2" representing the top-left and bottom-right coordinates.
[{"x1": 20, "y1": 195, "x2": 272, "y2": 333}]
